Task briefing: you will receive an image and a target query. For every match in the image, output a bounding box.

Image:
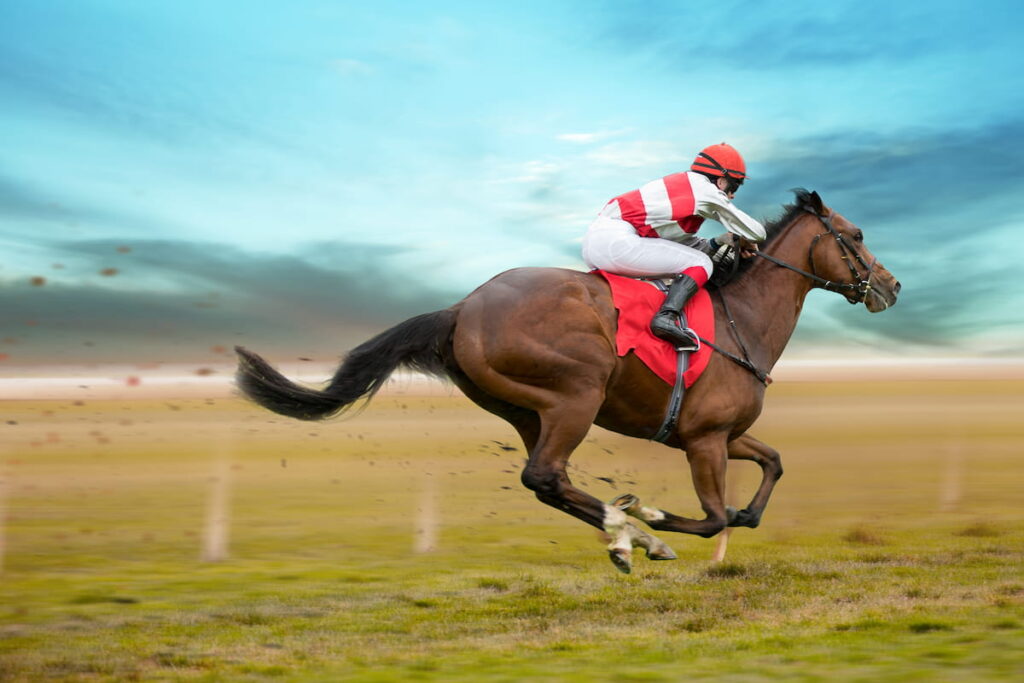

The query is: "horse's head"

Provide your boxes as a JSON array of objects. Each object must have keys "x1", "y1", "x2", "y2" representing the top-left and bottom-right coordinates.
[{"x1": 784, "y1": 189, "x2": 900, "y2": 313}]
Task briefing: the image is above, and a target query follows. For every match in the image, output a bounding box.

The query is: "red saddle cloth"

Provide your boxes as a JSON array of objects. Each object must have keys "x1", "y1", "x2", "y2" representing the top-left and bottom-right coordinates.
[{"x1": 595, "y1": 270, "x2": 715, "y2": 388}]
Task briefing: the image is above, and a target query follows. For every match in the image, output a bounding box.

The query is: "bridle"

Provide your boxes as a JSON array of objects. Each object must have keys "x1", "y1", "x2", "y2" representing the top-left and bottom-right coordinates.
[
  {"x1": 697, "y1": 206, "x2": 879, "y2": 386},
  {"x1": 754, "y1": 208, "x2": 877, "y2": 304}
]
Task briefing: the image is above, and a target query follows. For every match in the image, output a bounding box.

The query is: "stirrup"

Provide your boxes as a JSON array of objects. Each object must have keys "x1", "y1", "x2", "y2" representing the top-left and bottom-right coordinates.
[
  {"x1": 675, "y1": 326, "x2": 700, "y2": 352},
  {"x1": 651, "y1": 315, "x2": 700, "y2": 351}
]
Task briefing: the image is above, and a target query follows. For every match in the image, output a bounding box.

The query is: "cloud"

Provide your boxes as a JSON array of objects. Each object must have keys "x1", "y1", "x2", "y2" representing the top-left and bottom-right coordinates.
[
  {"x1": 625, "y1": 113, "x2": 1024, "y2": 353},
  {"x1": 463, "y1": 114, "x2": 1024, "y2": 354},
  {"x1": 590, "y1": 1, "x2": 1018, "y2": 72},
  {"x1": 584, "y1": 140, "x2": 688, "y2": 170},
  {"x1": 750, "y1": 117, "x2": 1024, "y2": 218},
  {"x1": 822, "y1": 264, "x2": 1022, "y2": 350},
  {"x1": 2, "y1": 238, "x2": 466, "y2": 364},
  {"x1": 0, "y1": 21, "x2": 344, "y2": 170},
  {"x1": 739, "y1": 115, "x2": 1024, "y2": 350},
  {"x1": 0, "y1": 174, "x2": 109, "y2": 224},
  {"x1": 59, "y1": 238, "x2": 464, "y2": 308},
  {"x1": 0, "y1": 174, "x2": 159, "y2": 237},
  {"x1": 0, "y1": 173, "x2": 195, "y2": 249},
  {"x1": 557, "y1": 133, "x2": 604, "y2": 144},
  {"x1": 331, "y1": 58, "x2": 375, "y2": 77},
  {"x1": 491, "y1": 160, "x2": 564, "y2": 185},
  {"x1": 556, "y1": 129, "x2": 629, "y2": 144},
  {"x1": 729, "y1": 116, "x2": 1024, "y2": 276}
]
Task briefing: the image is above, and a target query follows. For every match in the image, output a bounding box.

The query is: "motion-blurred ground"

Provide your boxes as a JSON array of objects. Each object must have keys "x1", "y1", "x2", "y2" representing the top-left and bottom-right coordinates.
[{"x1": 1, "y1": 375, "x2": 1022, "y2": 680}]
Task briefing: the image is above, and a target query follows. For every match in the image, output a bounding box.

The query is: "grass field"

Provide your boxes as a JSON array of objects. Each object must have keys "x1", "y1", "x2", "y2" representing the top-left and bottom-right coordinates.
[{"x1": 1, "y1": 379, "x2": 1022, "y2": 681}]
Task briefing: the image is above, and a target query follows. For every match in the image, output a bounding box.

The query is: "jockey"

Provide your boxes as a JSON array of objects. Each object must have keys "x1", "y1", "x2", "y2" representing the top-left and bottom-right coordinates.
[{"x1": 582, "y1": 142, "x2": 766, "y2": 350}]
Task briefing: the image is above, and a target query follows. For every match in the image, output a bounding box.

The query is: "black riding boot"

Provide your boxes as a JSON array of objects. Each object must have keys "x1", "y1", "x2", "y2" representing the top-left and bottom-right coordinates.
[{"x1": 650, "y1": 274, "x2": 700, "y2": 350}]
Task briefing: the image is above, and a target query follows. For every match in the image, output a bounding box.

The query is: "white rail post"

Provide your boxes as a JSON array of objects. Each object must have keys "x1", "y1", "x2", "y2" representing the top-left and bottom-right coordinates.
[
  {"x1": 414, "y1": 473, "x2": 438, "y2": 554},
  {"x1": 201, "y1": 429, "x2": 233, "y2": 563}
]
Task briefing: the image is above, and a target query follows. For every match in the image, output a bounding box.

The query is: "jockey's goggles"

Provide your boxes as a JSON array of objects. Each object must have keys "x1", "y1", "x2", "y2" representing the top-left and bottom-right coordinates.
[{"x1": 723, "y1": 175, "x2": 744, "y2": 194}]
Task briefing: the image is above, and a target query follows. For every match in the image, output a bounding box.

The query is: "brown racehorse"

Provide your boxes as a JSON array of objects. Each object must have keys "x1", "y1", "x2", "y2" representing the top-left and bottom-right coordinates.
[{"x1": 236, "y1": 189, "x2": 900, "y2": 573}]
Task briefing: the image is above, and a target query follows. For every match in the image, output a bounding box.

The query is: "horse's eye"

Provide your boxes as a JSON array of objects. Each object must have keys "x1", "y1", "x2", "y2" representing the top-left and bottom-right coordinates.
[{"x1": 853, "y1": 231, "x2": 864, "y2": 243}]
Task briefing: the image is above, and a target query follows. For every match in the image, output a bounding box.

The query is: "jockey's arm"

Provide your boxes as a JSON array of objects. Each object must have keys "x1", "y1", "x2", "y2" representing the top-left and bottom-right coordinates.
[{"x1": 696, "y1": 189, "x2": 766, "y2": 243}]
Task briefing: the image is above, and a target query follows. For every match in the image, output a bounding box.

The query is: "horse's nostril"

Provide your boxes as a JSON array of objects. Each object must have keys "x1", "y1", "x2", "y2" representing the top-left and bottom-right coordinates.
[{"x1": 894, "y1": 281, "x2": 902, "y2": 295}]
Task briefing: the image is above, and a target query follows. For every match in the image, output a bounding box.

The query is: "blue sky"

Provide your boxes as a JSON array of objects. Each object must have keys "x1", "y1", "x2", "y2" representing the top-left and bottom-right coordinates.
[{"x1": 2, "y1": 0, "x2": 1023, "y2": 364}]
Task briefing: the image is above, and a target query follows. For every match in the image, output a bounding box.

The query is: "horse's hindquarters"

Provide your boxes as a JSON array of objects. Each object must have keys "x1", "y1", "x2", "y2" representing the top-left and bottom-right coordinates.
[{"x1": 450, "y1": 268, "x2": 619, "y2": 414}]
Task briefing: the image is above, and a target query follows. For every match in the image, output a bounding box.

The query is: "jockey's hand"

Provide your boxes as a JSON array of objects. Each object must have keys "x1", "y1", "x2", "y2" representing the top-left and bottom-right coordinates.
[
  {"x1": 714, "y1": 233, "x2": 759, "y2": 259},
  {"x1": 735, "y1": 237, "x2": 760, "y2": 259}
]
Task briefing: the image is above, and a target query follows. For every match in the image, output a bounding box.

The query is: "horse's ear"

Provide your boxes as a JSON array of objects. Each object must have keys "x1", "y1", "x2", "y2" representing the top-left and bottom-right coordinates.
[
  {"x1": 791, "y1": 188, "x2": 824, "y2": 214},
  {"x1": 808, "y1": 190, "x2": 824, "y2": 213}
]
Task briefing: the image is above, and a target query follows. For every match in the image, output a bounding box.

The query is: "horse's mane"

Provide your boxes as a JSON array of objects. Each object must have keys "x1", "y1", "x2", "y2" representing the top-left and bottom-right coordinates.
[
  {"x1": 762, "y1": 188, "x2": 817, "y2": 246},
  {"x1": 713, "y1": 188, "x2": 818, "y2": 286}
]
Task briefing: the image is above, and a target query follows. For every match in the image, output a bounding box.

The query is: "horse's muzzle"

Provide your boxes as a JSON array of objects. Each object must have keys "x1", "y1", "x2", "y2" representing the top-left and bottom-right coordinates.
[{"x1": 865, "y1": 274, "x2": 900, "y2": 313}]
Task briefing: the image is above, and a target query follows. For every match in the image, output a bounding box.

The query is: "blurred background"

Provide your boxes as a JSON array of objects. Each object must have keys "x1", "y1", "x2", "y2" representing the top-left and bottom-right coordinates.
[
  {"x1": 2, "y1": 6, "x2": 1023, "y2": 678},
  {"x1": 2, "y1": 0, "x2": 1022, "y2": 376}
]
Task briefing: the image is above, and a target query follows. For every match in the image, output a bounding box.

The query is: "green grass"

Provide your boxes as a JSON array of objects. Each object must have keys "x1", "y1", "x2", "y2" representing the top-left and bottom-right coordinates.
[{"x1": 1, "y1": 382, "x2": 1023, "y2": 681}]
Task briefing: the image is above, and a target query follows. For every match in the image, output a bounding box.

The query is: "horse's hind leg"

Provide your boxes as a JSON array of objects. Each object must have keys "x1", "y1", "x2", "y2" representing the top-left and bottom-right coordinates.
[
  {"x1": 520, "y1": 395, "x2": 675, "y2": 573},
  {"x1": 452, "y1": 367, "x2": 673, "y2": 571},
  {"x1": 725, "y1": 433, "x2": 783, "y2": 528}
]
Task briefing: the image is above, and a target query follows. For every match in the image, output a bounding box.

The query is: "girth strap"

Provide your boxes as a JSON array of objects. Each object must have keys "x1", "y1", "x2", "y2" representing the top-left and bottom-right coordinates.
[
  {"x1": 647, "y1": 278, "x2": 771, "y2": 443},
  {"x1": 652, "y1": 347, "x2": 688, "y2": 443},
  {"x1": 648, "y1": 278, "x2": 691, "y2": 443}
]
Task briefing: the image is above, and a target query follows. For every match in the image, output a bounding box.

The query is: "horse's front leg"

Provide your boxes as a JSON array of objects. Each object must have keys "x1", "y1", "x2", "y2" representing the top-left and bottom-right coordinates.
[
  {"x1": 724, "y1": 433, "x2": 782, "y2": 528},
  {"x1": 618, "y1": 434, "x2": 731, "y2": 538}
]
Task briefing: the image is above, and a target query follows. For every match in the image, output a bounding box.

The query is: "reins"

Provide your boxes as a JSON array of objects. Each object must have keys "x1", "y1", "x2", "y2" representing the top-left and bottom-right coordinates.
[
  {"x1": 698, "y1": 292, "x2": 772, "y2": 386},
  {"x1": 700, "y1": 207, "x2": 876, "y2": 385},
  {"x1": 755, "y1": 209, "x2": 877, "y2": 304}
]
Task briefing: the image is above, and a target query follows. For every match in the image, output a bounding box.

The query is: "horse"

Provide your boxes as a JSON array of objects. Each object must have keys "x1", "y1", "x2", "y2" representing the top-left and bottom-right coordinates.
[{"x1": 235, "y1": 189, "x2": 900, "y2": 573}]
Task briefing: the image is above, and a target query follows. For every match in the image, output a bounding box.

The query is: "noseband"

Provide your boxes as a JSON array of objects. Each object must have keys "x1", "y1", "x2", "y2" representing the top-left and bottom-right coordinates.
[{"x1": 755, "y1": 209, "x2": 876, "y2": 304}]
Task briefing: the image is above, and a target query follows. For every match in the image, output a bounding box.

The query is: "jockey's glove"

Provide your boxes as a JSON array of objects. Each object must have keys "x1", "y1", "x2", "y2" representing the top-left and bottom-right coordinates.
[{"x1": 710, "y1": 243, "x2": 736, "y2": 268}]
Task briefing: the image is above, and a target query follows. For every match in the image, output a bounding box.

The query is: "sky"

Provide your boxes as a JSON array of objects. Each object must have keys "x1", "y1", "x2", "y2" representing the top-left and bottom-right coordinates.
[{"x1": 2, "y1": 0, "x2": 1023, "y2": 366}]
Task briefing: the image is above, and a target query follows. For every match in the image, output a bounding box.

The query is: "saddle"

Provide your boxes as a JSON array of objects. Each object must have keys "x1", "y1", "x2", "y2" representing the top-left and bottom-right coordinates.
[{"x1": 594, "y1": 270, "x2": 716, "y2": 389}]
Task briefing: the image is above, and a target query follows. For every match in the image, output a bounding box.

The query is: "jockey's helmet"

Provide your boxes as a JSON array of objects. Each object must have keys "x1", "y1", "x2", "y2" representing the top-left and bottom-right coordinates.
[{"x1": 691, "y1": 143, "x2": 747, "y2": 183}]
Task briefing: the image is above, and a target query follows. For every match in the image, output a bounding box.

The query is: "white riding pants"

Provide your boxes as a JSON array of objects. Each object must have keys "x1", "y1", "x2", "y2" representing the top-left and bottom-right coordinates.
[{"x1": 582, "y1": 217, "x2": 713, "y2": 280}]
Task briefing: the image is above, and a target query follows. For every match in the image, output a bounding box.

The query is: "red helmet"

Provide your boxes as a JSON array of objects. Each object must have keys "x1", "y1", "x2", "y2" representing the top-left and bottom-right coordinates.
[{"x1": 690, "y1": 143, "x2": 747, "y2": 181}]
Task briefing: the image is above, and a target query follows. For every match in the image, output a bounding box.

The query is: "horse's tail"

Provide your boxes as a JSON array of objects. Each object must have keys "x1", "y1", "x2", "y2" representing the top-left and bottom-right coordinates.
[{"x1": 235, "y1": 308, "x2": 457, "y2": 421}]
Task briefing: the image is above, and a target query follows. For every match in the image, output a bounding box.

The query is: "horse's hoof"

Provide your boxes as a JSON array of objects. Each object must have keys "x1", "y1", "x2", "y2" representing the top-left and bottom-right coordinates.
[
  {"x1": 726, "y1": 505, "x2": 738, "y2": 524},
  {"x1": 608, "y1": 547, "x2": 633, "y2": 574},
  {"x1": 645, "y1": 542, "x2": 678, "y2": 561},
  {"x1": 611, "y1": 493, "x2": 640, "y2": 514},
  {"x1": 728, "y1": 508, "x2": 760, "y2": 528}
]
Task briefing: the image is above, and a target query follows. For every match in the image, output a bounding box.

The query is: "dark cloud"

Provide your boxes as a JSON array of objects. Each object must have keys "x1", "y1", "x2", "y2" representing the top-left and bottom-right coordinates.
[
  {"x1": 822, "y1": 270, "x2": 1009, "y2": 346},
  {"x1": 746, "y1": 118, "x2": 1024, "y2": 226},
  {"x1": 727, "y1": 117, "x2": 1024, "y2": 347},
  {"x1": 2, "y1": 239, "x2": 467, "y2": 363},
  {"x1": 58, "y1": 238, "x2": 465, "y2": 314}
]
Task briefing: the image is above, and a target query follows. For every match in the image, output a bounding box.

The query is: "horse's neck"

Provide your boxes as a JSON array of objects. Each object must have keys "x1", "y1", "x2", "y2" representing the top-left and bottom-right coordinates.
[{"x1": 722, "y1": 228, "x2": 816, "y2": 371}]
